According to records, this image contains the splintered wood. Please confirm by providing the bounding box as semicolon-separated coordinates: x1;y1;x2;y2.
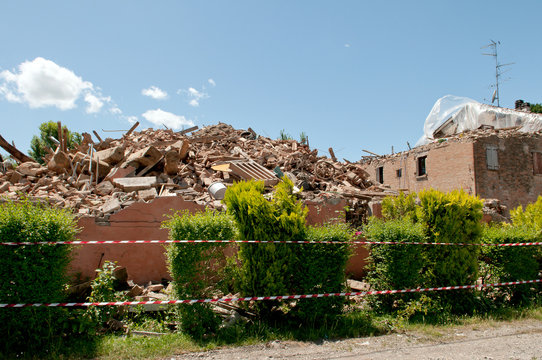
0;123;392;219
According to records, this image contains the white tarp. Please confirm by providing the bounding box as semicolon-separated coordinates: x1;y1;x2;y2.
416;95;542;146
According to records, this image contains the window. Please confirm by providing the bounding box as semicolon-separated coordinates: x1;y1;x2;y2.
533;152;542;175
396;169;402;178
376;166;384;184
486;145;499;170
417;156;427;176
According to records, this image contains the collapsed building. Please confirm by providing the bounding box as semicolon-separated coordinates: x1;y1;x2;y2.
360;95;542;219
0;122;395;282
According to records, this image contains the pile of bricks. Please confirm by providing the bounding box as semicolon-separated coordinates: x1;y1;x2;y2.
0;123;395;218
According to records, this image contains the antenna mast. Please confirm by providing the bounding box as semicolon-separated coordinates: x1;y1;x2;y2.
481;40;514;107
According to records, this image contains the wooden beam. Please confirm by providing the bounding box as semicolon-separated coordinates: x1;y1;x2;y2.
0;134;33;163
362;149;380;157
328;147;337;162
124;121;140;137
178;125;199;135
63;127;69;152
57;121;64;153
92;130;103;143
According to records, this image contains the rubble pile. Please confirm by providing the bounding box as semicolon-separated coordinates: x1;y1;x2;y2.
0;123;391;218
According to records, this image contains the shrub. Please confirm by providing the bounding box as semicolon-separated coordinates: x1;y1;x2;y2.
363;217;426;312
417;189;483;313
417;189;483;285
86;260;124;329
481;225;540;305
292;222;352;324
163;209;237;338
510;195;542;230
381;191;418;221
224;178;307;318
510;197;542;270
373;189;484;314
0;199;78;355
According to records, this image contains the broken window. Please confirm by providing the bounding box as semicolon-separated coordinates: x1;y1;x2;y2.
486;145;499;170
417;156;427;176
396;169;402;178
376;166;384;184
533;152;542;175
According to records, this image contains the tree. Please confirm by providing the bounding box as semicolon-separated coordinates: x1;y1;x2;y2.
530;103;542;114
29;121;82;164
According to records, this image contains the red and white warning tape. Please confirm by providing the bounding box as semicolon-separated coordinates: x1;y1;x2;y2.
1;239;542;246
1;279;539;308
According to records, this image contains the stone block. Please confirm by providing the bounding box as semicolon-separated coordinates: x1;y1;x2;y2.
138;187;157;201
100;198;121;214
113;176;158;192
164;150;180;175
48;150;71;174
95;180;114;196
105;166;136;181
125;146;162;167
94;146;125;165
17;162;46;177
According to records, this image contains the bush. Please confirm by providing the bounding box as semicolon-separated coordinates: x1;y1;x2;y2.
163;209;237;339
292;222;352;324
417;189;483;314
510;196;542;271
481;225;540;305
86;260;125;329
363;217;426;313
381;191;418;222
224;178;307;318
372;189;484;314
0;199;79;355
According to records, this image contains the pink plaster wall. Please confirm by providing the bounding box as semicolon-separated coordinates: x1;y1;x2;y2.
71;197;204;283
70;195;369;283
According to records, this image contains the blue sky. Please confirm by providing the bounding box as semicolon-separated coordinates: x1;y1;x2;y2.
1;1;540;161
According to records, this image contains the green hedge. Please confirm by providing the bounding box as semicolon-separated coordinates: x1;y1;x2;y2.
0;199;78;355
163;209;237;338
292;222;352;324
224;178;352;322
481;225;540;305
364;218;426;313
510;196;542;272
366;189;484;314
223;178;307;318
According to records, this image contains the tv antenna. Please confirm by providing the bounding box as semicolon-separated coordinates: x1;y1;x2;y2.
481;40;514;107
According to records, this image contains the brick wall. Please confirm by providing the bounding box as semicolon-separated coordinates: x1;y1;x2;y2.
473;134;542;213
361;141;476;195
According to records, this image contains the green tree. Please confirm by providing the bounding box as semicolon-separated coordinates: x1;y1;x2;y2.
530;103;542;113
29;121;82;164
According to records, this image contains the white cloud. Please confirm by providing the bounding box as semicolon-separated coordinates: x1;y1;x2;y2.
0;57;115;115
208;78;216;87
141;108;194;130
344;43;351;48
85;93;109;114
110;106;122;115
0;57;93;110
141;85;168;100
178;86;209;107
125;115;138;124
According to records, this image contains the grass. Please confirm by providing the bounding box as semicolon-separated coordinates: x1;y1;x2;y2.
6;303;542;359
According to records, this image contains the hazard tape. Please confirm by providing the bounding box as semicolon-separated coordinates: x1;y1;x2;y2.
1;279;539;308
1;239;542;246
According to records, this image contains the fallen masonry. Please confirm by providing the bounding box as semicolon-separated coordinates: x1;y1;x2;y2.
0;123;397;224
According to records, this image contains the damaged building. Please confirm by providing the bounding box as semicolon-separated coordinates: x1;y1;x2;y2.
360;95;542;217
